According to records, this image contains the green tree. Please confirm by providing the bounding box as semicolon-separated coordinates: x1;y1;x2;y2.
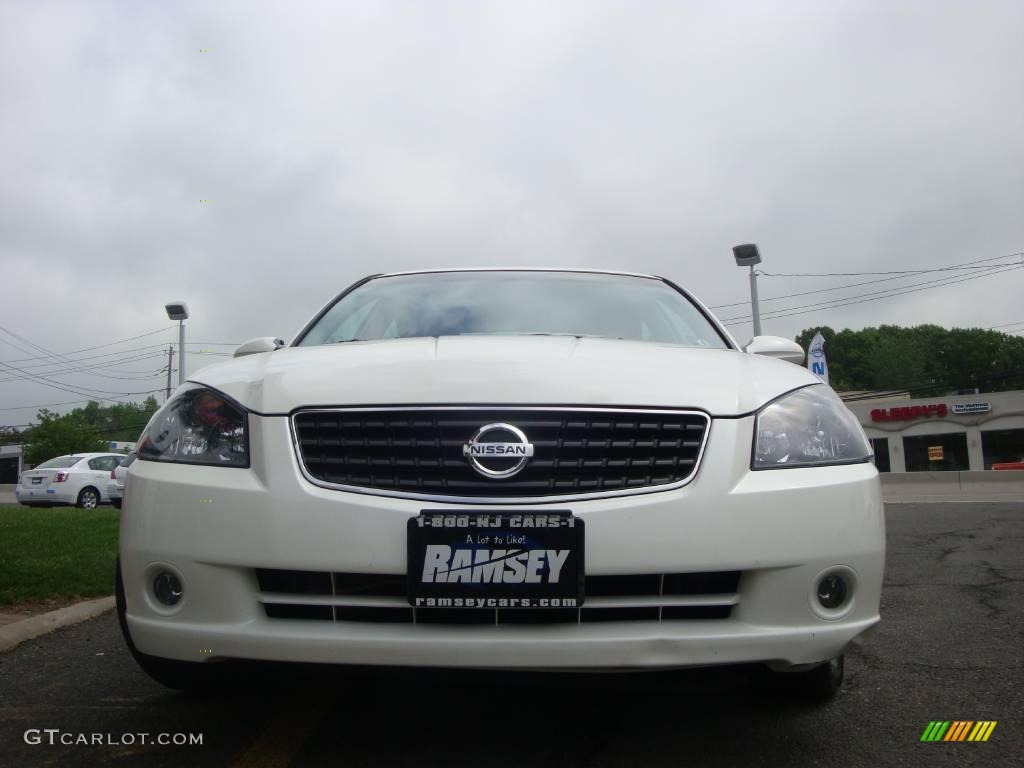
22;410;109;465
75;396;159;441
795;324;1024;395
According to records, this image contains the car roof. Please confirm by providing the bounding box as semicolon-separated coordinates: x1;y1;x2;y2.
371;267;663;280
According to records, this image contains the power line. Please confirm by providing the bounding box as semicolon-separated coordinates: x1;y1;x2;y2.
2;343;171;370
0;348;163;395
0;395;159;413
708;251;1023;310
708;271;978;310
0;352;168;383
0;354;166;399
0;326;166;383
757;251;1023;278
988;320;1024;329
0;324;190;410
720;263;1022;325
0;326;169;383
761;262;1022;278
0;418;155;436
0;327;174;365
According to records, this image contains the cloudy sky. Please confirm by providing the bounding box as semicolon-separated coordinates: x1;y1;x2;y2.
2;0;1023;424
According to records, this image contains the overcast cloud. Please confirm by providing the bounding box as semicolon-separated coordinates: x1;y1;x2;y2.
2;0;1023;423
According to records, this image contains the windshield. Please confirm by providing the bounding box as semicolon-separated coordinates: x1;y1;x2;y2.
298;272;729;349
36;456;82;469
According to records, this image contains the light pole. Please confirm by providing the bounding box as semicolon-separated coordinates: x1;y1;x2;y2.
164;302;189;386
732;243;763;337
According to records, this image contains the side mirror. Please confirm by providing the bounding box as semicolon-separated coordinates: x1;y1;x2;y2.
233;337;285;358
744;336;805;365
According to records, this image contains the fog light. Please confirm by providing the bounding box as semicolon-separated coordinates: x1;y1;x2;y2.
153;571;183;606
816;573;848;609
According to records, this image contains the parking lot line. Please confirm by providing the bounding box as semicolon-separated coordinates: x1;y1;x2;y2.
230;696;329;768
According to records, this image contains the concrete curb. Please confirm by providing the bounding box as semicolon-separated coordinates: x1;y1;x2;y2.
0;595;115;654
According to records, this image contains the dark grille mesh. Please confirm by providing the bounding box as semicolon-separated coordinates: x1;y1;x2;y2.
293;408;709;497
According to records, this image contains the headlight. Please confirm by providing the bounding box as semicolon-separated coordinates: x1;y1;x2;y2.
753;385;871;470
137;384;249;467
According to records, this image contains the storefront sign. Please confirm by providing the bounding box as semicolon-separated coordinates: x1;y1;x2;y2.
928;446;944;461
871;404;947;422
951;402;991;415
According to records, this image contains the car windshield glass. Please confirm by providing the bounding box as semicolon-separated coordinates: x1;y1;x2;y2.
36;456;82;469
298;272;729;349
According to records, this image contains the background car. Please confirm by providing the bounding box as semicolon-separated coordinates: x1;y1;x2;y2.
107;452;137;509
16;453;126;509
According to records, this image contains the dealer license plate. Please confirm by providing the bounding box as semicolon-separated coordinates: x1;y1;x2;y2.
407;511;585;609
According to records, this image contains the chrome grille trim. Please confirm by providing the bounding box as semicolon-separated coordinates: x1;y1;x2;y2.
289;406;711;504
256;569;741;625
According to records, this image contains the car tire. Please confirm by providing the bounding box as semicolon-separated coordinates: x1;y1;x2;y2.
76;487;100;509
770;655;845;704
111;499;122;510
115;558;245;693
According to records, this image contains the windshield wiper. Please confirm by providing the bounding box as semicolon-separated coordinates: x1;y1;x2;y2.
519;332;612;339
329;333;623;343
521;333;624;340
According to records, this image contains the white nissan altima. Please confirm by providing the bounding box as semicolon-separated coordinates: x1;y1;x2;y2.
118;268;884;699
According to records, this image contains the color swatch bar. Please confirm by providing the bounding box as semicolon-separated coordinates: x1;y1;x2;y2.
920;721;997;742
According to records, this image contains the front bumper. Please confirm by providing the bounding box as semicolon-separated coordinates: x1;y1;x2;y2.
121;415;885;670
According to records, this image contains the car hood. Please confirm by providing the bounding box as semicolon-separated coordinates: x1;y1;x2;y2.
188;336;818;417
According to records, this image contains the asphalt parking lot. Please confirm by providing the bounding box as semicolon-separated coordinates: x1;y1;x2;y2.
0;501;1021;767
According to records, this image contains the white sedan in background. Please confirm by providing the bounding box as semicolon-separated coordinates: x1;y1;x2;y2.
107;452;137;510
119;268;885;701
17;453;126;508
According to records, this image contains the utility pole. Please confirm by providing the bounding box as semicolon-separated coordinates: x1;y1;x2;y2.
165;345;175;402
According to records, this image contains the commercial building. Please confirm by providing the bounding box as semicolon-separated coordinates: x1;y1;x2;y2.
844;390;1024;472
0;444;21;483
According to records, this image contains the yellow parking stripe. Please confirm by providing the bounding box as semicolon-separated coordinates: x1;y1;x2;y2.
231;696;329;768
980;721;997;741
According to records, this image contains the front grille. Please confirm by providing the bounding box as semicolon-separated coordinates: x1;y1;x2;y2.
292;407;710;499
256;569;740;625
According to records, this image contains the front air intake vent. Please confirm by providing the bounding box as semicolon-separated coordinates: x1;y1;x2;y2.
256;569;741;625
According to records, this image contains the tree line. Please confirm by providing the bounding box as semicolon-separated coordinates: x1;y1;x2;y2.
0;397;160;466
795;324;1024;395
